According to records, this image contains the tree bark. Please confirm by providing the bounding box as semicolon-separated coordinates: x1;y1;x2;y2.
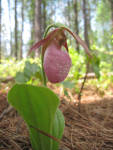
87;1;92;45
67;0;71;25
8;0;13;57
42;0;47;34
0;0;1;63
35;0;42;56
82;0;90;49
14;0;18;60
109;0;113;50
28;0;35;47
31;19;35;46
109;0;113;33
73;0;79;52
20;0;24;59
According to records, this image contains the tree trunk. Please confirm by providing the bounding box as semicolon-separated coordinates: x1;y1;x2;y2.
31;19;35;46
109;0;113;33
20;0;24;59
35;0;42;56
73;0;79;52
42;0;47;34
14;0;18;60
87;1;92;45
109;0;113;50
28;0;35;47
82;0;90;49
8;0;13;57
67;0;71;25
0;0;1;63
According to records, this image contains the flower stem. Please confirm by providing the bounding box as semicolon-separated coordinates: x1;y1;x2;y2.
41;55;46;86
77;62;89;112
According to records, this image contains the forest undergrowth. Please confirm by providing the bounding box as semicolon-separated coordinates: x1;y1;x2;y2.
0;82;113;150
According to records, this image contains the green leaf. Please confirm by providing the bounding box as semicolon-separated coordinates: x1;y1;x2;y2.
24;61;42;77
61;81;75;89
52;109;65;150
64;89;69;97
90;55;100;79
15;61;43;84
15;72;30;83
8;84;64;150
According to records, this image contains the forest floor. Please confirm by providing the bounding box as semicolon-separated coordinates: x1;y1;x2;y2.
0;82;113;150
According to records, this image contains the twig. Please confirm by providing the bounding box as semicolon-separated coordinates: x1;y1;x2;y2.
30;125;60;143
77;62;89;112
0;105;13;121
30;125;73;150
0;76;14;83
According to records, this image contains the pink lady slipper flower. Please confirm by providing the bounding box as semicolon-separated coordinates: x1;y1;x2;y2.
43;41;71;83
29;27;91;83
30;28;71;83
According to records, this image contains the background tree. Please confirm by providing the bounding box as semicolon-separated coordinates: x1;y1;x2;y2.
14;0;18;60
20;0;24;59
109;0;113;32
0;0;113;59
96;0;112;51
42;0;47;34
63;0;72;28
25;0;35;48
7;0;13;57
35;0;42;55
82;0;90;49
73;0;79;52
0;0;1;63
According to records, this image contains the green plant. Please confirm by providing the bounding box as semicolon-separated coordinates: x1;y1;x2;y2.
8;84;64;150
15;60;43;84
8;24;92;150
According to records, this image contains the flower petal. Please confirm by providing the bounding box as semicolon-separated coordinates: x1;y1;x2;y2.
63;41;68;52
43;43;71;83
29;28;60;55
61;27;92;57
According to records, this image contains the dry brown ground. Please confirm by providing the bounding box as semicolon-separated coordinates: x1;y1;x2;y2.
0;82;113;150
